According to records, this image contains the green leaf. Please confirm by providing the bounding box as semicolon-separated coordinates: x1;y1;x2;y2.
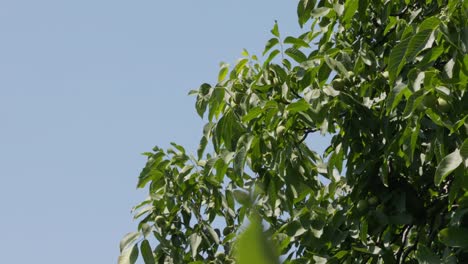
439;227;468;248
197;136;208;160
406;30;435;61
141;223;152;238
381;159;389;186
418;16;440;32
297;0;315;27
420;45;445;65
218;64;229;82
342;0;358;23
285;47;307;63
460;139;468;160
284;36;310;48
242;107;263;123
189;233;202;258
386;83;408;114
286;99;309;113
324;55;349;77
233;189;250;206
263;49;281;66
271;21;280;38
235;215;279;264
333;3;344;16
170;142;185;153
216;110;244;151
313;256;328;264
311;7;330;18
415;245;440;264
234;146;247;177
402;89;425;118
206;225;220;244
140;240;155;264
360;220;368;243
118;244;139;264
234;58;249;74
434;149;463;186
388;37;411;84
120;232;140;252
263;38;279;56
384;16;397;36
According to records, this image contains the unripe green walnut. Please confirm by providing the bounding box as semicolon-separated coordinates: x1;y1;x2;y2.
368;196;378;206
423;94;437;108
331;78;345;90
276;125;286;137
418;94;435;111
357;199;369;212
155;216;165;226
437;98;450;112
223;227;232;236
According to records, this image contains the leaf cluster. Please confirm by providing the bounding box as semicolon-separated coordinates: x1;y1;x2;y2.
120;0;468;263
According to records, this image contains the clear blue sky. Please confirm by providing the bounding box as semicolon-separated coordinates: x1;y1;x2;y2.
0;1;329;263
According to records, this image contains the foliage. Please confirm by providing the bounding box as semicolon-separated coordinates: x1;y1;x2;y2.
119;0;468;263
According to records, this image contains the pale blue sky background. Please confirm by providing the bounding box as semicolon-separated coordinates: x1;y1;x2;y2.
0;1;329;263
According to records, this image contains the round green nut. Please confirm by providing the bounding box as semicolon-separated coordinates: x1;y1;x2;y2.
368;196;379;206
331;78;345;90
437;98;450;112
223;227;232;236
155;216;166;226
357;199;369;212
423;94;437;108
276;125;286;137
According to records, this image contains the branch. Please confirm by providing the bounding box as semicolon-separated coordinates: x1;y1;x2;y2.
402;236;419;263
290;89;303;100
396;224;412;264
298;128;318;144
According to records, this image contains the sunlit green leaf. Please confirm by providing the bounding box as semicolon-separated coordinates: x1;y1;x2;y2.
218;64;229;82
406;30;435;61
311;7;330;18
439;227;468;248
415;245;440;264
388;37;411;84
236;216;279;264
284;36;310;48
263;38;279;56
434;149;463;186
285;47;307;63
242;107;263;123
271;21;280;38
140;240;155;264
460;139;468;160
286;99;309;113
190;233;202;258
118;244;139;264
386;83;408;114
342;0;358;23
120;232;140;252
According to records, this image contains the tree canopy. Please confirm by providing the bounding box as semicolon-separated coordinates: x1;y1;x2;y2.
119;0;468;263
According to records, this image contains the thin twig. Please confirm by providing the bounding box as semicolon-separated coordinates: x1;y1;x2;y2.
298;128;318;144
